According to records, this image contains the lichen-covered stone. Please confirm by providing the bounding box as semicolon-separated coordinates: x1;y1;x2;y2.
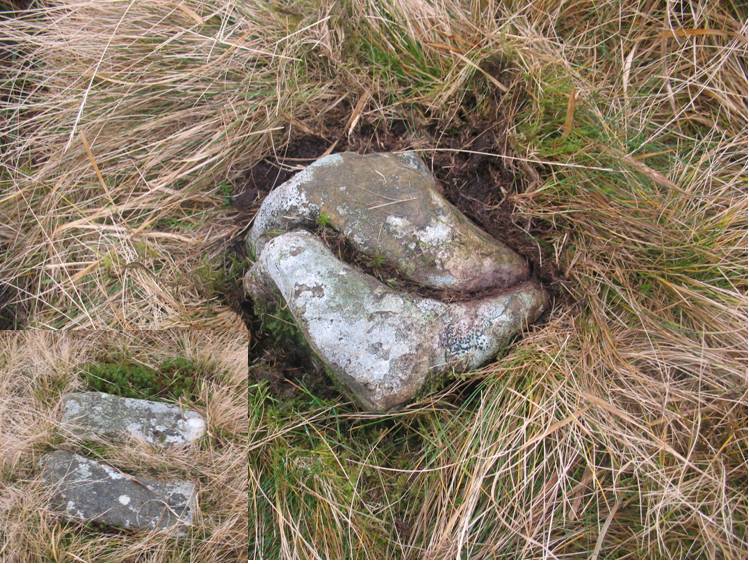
61;392;205;446
247;151;528;292
246;230;547;411
40;451;196;535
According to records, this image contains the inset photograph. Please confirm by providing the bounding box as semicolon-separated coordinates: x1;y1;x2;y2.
0;330;248;562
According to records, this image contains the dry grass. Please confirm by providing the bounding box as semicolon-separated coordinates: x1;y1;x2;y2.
1;0;747;560
1;0;327;328
248;0;747;559
0;329;248;562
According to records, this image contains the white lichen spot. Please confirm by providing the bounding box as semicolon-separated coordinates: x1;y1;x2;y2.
423;272;456;287
162;481;197;512
398;151;426;172
63;399;82;418
103;465;125;480
420;221;452;247
350;231;368;247
165;412;205;444
123;397;170;414
118;495;131;506
125;422;147;443
384;215;411;239
182;413;206;442
74;461;92;480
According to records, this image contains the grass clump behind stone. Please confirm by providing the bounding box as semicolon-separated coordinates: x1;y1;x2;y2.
80;356;200;402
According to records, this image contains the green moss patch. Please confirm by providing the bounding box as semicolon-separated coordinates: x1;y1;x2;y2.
79;356;201;402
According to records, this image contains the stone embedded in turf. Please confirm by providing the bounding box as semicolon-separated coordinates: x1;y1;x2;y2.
247;151;529;293
40;451;197;535
246;230;547;411
61;392;205;446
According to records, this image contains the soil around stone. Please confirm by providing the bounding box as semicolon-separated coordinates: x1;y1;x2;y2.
245;105;567;402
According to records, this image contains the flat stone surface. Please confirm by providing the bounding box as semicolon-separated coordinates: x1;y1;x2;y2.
61;392;205;446
247;151;528;292
40;451;196;535
246;230;547;411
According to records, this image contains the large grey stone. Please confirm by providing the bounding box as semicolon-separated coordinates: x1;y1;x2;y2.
247;151;528;292
61;392;205;446
246;231;547;411
40;451;197;535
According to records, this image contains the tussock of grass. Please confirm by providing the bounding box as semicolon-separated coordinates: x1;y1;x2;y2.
0;0;333;328
80;356;203;401
0;330;248;562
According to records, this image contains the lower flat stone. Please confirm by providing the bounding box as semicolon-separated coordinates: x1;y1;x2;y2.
61;392;205;446
246;230;547;411
40;451;197;535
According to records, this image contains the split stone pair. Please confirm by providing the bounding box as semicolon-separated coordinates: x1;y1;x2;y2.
247;152;547;411
40;392;205;535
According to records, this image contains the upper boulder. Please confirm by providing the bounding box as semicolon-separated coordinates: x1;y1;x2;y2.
247;152;528;293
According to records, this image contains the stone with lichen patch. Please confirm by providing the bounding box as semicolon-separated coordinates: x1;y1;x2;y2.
61;392;205;446
246;230;547;411
247;151;529;292
40;451;197;535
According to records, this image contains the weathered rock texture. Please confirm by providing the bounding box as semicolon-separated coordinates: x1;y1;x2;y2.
61;392;205;446
40;451;196;535
246;231;547;411
247;151;528;292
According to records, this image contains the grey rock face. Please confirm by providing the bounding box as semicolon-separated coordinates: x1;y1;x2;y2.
61;392;205;446
247;151;528;292
40;451;196;535
246;231;547;411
